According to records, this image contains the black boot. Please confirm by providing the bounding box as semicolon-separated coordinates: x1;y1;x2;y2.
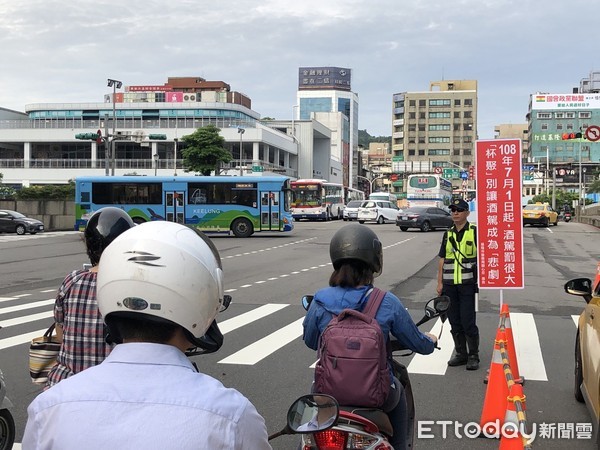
448;332;468;366
466;335;480;371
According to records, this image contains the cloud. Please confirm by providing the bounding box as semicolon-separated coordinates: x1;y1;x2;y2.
0;0;597;137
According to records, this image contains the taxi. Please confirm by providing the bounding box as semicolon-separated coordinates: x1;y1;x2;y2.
564;262;600;440
522;202;558;227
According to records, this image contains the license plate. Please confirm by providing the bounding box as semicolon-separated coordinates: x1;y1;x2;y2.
401;216;408;221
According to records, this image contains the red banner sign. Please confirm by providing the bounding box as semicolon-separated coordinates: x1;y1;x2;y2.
475;139;524;289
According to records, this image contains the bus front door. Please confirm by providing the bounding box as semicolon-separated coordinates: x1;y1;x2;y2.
165;191;185;224
259;191;281;231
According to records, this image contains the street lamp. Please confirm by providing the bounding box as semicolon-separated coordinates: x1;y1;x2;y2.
173;138;178;176
107;78;122;176
237;127;245;176
357;175;385;196
153;153;159;176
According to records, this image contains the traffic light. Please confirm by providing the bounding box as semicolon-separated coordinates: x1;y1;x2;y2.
562;132;582;140
468;166;475;180
148;134;167;140
75;133;100;140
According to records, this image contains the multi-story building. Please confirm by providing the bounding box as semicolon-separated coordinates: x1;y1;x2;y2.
0;76;337;187
296;67;358;188
526;92;600;201
392;80;478;197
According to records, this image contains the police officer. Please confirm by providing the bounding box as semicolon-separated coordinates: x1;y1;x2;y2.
436;198;480;370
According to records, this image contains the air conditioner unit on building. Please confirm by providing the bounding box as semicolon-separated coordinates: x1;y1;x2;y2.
183;94;197;102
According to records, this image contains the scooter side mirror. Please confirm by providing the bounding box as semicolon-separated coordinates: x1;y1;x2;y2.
432;295;451;314
302;295;314;311
287;394;339;433
268;394;339;441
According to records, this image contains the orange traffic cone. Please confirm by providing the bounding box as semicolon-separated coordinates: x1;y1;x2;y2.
500;304;523;384
479;329;512;436
499;383;530;449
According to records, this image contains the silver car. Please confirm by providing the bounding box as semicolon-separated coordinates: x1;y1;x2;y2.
358;200;401;224
342;200;364;221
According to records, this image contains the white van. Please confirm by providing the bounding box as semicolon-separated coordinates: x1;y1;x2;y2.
369;192;397;203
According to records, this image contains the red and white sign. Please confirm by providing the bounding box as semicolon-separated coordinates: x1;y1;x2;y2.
585;125;600;142
127;85;173;92
434;167;442;174
475;139;524;289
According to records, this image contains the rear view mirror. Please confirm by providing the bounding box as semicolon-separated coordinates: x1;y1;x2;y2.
564;278;592;296
287;394;339;433
433;295;451;314
302;295;314;311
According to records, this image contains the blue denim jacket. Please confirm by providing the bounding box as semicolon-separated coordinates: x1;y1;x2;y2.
302;285;435;357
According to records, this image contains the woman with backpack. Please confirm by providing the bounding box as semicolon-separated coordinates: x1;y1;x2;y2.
302;224;437;450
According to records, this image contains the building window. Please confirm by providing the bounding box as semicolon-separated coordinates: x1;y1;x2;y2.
464;111;472;119
454;112;461;119
419;112;426;119
419;100;426;107
537;112;551;119
418;125;425;131
418;137;425;144
408;125;416;132
454;136;461;143
463;149;472;156
409;100;416;107
409;149;415;156
429;137;451;143
429;112;451;119
428;149;450;155
566;123;574;130
541;123;548;130
464;99;473;106
418;149;425;156
429;124;451;131
409;112;416;119
555;112;564;119
565;112;575;119
454;99;461;106
579;111;591;119
556;123;563;130
429;99;451;107
453;149;460;156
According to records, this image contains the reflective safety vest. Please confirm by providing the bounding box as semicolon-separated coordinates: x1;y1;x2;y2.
442;224;477;285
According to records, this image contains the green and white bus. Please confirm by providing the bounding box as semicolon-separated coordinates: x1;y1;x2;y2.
74;175;294;238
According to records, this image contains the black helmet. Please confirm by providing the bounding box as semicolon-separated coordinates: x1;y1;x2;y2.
84;207;135;265
329;224;383;277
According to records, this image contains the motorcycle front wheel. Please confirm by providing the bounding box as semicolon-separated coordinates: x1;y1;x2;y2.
0;408;15;450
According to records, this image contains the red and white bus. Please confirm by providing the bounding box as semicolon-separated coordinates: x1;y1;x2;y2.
291;179;364;220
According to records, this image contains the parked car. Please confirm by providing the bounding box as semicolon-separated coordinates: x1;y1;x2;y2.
522;202;558;227
342;200;364;221
357;200;400;224
564;262;600;440
396;206;454;232
0;210;45;235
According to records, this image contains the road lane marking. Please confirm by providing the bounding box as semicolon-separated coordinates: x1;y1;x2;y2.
219;318;304;365
511;312;548;381
0;328;48;350
1;311;53;328
407;318;454;375
0;299;54;315
218;304;288;334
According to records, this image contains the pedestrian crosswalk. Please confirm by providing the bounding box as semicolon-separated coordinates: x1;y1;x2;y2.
0;231;78;243
0;288;582;379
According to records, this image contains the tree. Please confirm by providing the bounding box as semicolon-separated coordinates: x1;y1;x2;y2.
181;125;232;175
0;172;16;199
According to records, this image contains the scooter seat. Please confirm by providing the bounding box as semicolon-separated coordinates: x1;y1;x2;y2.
339;406;394;436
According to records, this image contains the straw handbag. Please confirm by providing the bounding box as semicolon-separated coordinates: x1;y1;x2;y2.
29;323;61;384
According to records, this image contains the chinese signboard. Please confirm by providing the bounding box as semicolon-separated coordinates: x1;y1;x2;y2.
443;168;460;179
298;67;352;91
475;139;524;289
127;85;173;92
531;93;600;110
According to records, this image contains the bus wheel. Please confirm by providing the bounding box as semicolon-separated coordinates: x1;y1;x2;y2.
132;217;146;225
232;218;253;238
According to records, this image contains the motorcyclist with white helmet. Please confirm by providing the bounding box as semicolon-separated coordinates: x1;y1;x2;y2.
23;221;271;450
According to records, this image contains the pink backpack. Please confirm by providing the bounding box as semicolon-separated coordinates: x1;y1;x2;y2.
313;288;390;408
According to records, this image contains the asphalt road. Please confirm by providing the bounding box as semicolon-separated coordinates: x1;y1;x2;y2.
1;219;599;449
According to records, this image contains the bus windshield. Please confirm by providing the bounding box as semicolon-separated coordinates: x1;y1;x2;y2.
292;185;322;207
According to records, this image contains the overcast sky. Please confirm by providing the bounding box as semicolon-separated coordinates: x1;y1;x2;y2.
0;0;597;137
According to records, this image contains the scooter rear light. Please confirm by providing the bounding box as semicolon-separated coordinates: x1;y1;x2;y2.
313;429;348;449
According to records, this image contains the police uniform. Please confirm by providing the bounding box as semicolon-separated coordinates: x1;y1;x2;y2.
438;198;480;370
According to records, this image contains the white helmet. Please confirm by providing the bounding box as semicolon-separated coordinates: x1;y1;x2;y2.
97;221;228;353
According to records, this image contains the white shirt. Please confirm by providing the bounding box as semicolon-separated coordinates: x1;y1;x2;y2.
23;342;272;450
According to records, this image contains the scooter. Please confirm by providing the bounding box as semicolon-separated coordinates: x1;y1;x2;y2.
295;294;451;449
563;212;572;222
0;368;15;450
